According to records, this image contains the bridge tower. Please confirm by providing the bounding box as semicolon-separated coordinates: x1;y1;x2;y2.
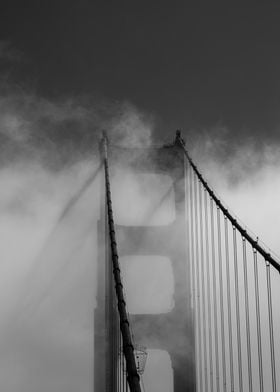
94;137;195;391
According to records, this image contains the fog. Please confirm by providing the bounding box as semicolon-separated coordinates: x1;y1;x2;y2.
0;88;279;391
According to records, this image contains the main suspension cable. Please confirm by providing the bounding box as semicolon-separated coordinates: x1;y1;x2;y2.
101;132;141;392
175;131;280;274
175;131;280;392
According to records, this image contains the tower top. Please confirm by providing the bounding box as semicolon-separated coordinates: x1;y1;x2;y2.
175;129;185;146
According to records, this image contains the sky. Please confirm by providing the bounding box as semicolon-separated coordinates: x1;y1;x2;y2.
1;2;280;392
1;2;280;144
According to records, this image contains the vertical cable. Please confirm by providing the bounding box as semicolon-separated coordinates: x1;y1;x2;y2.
242;238;253;392
116;321;119;392
188;163;198;391
194;173;203;391
189;168;198;389
119;335;121;392
210;198;220;392
253;249;264;392
185;157;191;302
109;232;114;392
188;162;195;312
204;190;214;392
116;314;120;391
232;226;243;392
125;358;128;392
217;207;227;391
199;182;208;392
122;344;125;392
119;328;121;392
266;261;277;392
113;299;116;392
224;217;234;392
120;334;122;392
176;131;280;392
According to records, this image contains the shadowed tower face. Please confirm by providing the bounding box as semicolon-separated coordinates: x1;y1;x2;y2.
95;142;195;391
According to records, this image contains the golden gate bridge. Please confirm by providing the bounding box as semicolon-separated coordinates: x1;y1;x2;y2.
94;131;280;392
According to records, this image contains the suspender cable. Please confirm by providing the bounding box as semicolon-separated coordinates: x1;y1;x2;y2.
204;189;214;392
120;330;123;392
116;310;119;392
175;131;280;274
210;197;220;392
173;131;280;392
121;332;123;392
113;297;118;391
184;157;191;301
266;261;277;392
189;165;198;389
123;345;126;392
242;238;253;392
232;226;243;392
101;133;141;392
104;207;111;390
194;174;203;391
119;330;122;392
188;166;194;311
126;365;129;392
217;207;227;391
187;160;199;392
224;217;234;392
253;249;264;392
199;181;208;392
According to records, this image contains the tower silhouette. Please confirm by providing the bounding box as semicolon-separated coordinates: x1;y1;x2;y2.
94;141;195;391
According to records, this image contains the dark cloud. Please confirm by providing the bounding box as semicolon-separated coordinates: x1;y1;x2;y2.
0;41;23;63
0;85;156;169
1;3;280;143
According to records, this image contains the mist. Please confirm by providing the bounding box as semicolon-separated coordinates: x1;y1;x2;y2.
192;135;280;256
0;85;279;392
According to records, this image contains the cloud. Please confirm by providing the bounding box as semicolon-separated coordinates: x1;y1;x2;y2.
0;41;24;63
0;57;280;391
106;101;154;147
0;82;158;391
0;88;155;169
